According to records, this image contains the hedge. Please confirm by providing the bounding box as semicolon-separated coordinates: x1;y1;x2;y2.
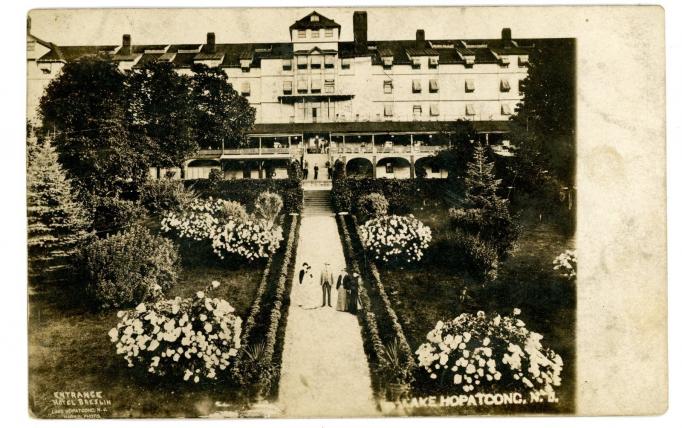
229;213;300;399
331;178;449;214
184;179;303;214
337;214;389;394
348;215;417;381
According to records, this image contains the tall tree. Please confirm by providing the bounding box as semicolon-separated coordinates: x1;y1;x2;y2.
39;56;149;198
126;61;197;168
463;142;504;210
27;136;91;278
434;119;481;184
509;39;576;189
189;64;255;149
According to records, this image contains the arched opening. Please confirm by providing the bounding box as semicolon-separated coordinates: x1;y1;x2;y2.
346;157;374;178
415;156;448;179
186;159;220;179
376;157;411;179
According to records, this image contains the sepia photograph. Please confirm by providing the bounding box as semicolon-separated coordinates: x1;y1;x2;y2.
23;5;666;420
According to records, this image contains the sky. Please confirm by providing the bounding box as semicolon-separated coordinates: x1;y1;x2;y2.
27;7;563;47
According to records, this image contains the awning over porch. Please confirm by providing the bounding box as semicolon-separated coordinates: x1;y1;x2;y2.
250;120;511;135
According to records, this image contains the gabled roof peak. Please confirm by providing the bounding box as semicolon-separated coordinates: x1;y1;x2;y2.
290;11;341;31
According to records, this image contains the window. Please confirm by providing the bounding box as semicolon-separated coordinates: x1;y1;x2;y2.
412;58;421;69
465;104;476;116
383;80;393;94
310;56;321;69
385;162;394;174
341;58;351;69
518;55;529;66
296;55;307;69
384;103;394;117
429;79;439;93
311;79;322;94
298;30;306;38
383;57;393;68
325;28;334;37
283;80;293;94
240;59;250;72
311;30;320;39
518;79;524;95
430;103;440;116
324;55;335;68
282;59;292;70
501;104;512;115
324;79;335;94
428;57;439;69
465;79;475;92
500;79;511;92
412;80;422;93
499;55;510;66
298;78;308;93
311;15;319;22
240;82;251;96
413;105;422;116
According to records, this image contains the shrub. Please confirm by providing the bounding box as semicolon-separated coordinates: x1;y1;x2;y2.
449;202;520;260
415;310;563;395
217;200;249;222
160;197;223;241
359;215;432;264
80;226;180;309
108;281;242;383
287;160;303;182
139;179;197;215
446;230;499;282
208;168;223;183
552;249;576;280
253;191;283;228
333;159;346;180
331;180;352;213
183;179;303;214
211;220;283;262
356;192;389;223
91;196;147;235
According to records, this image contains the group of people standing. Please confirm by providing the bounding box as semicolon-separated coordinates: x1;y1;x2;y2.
302;160;333;180
298;262;360;314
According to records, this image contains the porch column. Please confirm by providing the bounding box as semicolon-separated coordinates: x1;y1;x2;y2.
410;155;415;179
372;155;377;178
259;137;262;155
342;135;346;153
258;161;263;179
410;134;414;153
371;134;375;153
485;132;489;146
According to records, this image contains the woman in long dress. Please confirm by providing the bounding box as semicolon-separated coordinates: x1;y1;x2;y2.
300;265;318;310
335;271;348;312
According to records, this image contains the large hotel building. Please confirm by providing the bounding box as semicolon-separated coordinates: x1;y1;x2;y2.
27;10;532;181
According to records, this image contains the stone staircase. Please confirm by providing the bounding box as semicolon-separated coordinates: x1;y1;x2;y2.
303;189;333;216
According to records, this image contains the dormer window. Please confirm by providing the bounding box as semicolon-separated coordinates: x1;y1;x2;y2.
298;30;306;39
428;57;439;69
518;55;529;66
240;59;251;71
499;55;510;66
411;58;422;69
311;15;319;22
382;57;393;68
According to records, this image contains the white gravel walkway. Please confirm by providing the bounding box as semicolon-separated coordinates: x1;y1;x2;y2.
277;214;378;418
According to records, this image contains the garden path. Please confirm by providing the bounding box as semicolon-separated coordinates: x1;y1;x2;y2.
277;214;379;417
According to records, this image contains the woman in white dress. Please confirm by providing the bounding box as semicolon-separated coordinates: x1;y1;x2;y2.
299;264;318;310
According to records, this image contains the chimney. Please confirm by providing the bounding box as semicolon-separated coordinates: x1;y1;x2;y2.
353;11;368;52
416;29;425;49
121;34;131;55
206;32;216;53
501;28;512;46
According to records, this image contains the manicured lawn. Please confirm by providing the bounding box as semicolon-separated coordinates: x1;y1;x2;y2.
28;244;264;418
376;208;576;413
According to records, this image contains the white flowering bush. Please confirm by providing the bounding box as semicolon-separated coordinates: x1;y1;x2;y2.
161;197;283;262
553;249;577;280
415;310;563;395
108;281;242;383
211;220;283;262
160;197;224;241
359;214;432;264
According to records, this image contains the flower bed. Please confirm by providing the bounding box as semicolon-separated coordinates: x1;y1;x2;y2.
359;214;432;264
415;310;563;395
108;281;242;383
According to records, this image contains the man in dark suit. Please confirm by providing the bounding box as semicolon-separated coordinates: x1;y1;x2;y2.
320;262;334;308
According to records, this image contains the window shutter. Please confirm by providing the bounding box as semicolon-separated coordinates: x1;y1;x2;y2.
466;104;476;116
430;103;440;116
282;58;292;70
412;80;422;93
429;79;439;93
501;104;512;115
240;82;251;95
465;79;475;92
384;104;393;117
500;79;511;92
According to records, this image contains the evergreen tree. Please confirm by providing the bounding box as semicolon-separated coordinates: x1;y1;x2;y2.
27;137;91;278
463;142;504;210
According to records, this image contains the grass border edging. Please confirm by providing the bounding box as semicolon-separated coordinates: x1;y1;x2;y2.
337;213;388;396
